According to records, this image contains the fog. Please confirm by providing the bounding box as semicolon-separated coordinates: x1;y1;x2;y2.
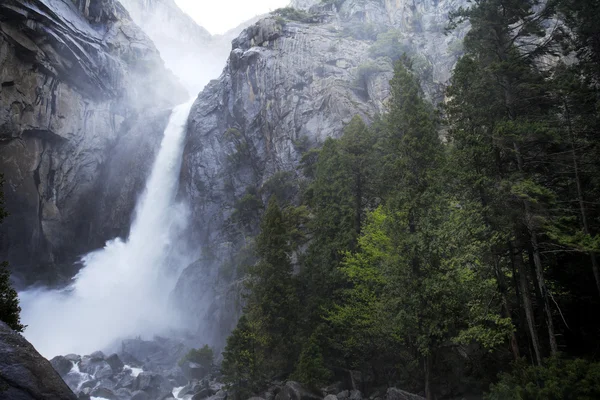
174;0;289;34
20;102;195;358
18;0;284;359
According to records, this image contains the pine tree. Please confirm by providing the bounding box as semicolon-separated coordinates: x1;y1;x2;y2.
0;174;24;332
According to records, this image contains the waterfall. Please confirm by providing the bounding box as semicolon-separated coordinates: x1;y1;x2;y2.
19;100;195;358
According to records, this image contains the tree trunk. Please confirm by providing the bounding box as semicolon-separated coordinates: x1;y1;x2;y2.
565;101;600;297
510;241;543;365
494;259;521;360
424;354;433;400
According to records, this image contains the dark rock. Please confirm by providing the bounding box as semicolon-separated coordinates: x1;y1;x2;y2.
325;395;338;400
337;391;350;400
78;392;91;400
209;390;228;400
79;357;113;379
192;387;215;400
65;354;82;363
181;361;208;380
134;372;174;400
80;379;98;390
115;388;133;400
90;351;106;361
91;387;117;400
115;371;136;389
120;352;143;367
131;391;151;400
275;381;322;400
0;321;77;399
385;388;426;400
106;353;125;373
164;366;187;386
322;382;344;395
349;390;363;400
51;355;75;377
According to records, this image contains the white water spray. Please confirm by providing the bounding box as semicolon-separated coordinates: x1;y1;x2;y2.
20;100;195;358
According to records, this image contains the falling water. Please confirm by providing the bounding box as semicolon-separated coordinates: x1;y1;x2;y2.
20;100;195;358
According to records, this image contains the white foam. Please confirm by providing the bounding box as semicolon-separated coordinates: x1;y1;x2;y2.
20;101;196;358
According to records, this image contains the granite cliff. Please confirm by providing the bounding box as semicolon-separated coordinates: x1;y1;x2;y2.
0;0;186;285
174;0;468;348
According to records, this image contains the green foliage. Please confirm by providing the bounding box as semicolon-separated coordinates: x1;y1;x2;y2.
368;30;408;61
222;315;264;399
486;357;600;400
273;7;318;23
179;345;214;368
0;175;24;333
292;335;332;389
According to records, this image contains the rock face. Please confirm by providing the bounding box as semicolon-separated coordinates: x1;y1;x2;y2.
175;0;468;348
0;321;77;399
119;0;263;94
0;0;186;285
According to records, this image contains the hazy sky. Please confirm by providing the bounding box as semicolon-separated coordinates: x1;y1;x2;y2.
174;0;290;35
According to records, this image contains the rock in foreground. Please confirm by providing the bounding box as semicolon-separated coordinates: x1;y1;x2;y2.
0;321;77;399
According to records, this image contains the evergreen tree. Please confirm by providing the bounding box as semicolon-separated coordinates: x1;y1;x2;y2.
0;174;24;333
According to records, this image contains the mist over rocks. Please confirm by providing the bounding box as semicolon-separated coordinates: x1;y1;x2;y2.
0;0;186;285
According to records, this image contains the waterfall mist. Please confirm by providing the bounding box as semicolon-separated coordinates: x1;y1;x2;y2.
20;101;195;358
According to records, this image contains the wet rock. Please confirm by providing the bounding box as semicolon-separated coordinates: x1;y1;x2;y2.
115;388;133;400
0;321;77;399
115;370;136;389
80;379;98;390
79;357;113;379
349;390;363;400
107;353;125;373
66;354;83;363
134;371;174;400
51;355;75;377
91;387;117;399
337;391;350;400
181;361;208;380
275;381;322;400
385;388;425;400
131;391;151;400
90;351;106;361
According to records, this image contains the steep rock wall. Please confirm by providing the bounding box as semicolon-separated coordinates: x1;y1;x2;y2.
0;0;186;285
175;0;468;348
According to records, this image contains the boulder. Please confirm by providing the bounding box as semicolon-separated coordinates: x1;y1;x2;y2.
385;388;425;400
115;388;133;400
207;390;228;400
79;357;113;379
275;381;322;400
115;371;136;389
349;390;363;400
107;353;125;373
51;355;75;377
0;321;77;399
192;387;215;399
181;361;208;380
325;395;338;400
90;351;106;361
134;372;174;400
131;391;151;400
337;391;350;400
91;387;117;400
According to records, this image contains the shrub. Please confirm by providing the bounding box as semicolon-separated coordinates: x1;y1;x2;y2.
486;357;600;400
179;345;214;369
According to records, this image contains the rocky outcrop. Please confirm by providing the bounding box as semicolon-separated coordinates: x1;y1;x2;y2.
119;0;262;94
0;0;186;285
175;0;467;348
0;321;77;399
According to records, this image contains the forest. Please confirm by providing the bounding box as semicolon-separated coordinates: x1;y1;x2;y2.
219;0;600;398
